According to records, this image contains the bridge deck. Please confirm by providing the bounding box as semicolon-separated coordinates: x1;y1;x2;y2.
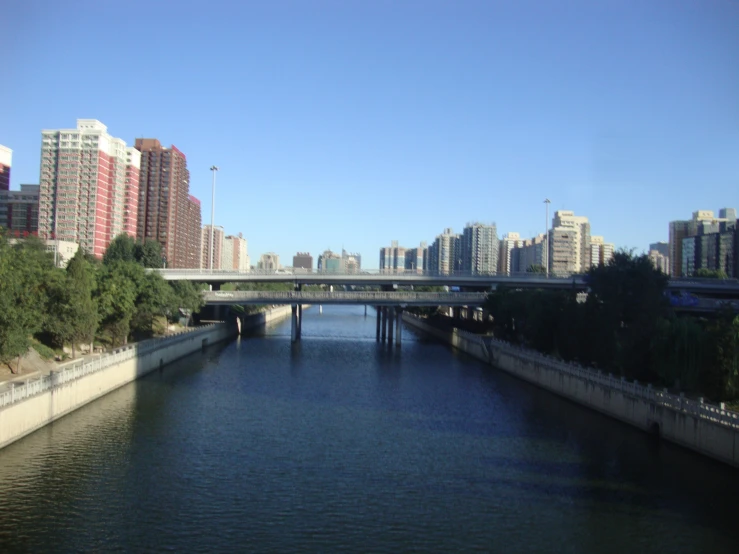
203;290;488;306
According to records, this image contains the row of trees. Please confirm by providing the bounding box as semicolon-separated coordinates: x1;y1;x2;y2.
0;233;204;372
485;251;739;401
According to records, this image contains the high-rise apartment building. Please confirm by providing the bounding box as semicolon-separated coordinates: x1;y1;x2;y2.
461;222;498;275
405;242;427;273
222;233;249;271
499;232;525;275
201;224;224;269
184;196;202;268
37;119;141;258
680;220;736;277
135;139;200;268
515;234;546;272
293;252;313;270
258;252;280;270
342;249;362;273
0;145;11;191
589;236;615;267
669;209;735;276
380;240;406;273
428;228;461;275
550;210;590;275
0;184;40;236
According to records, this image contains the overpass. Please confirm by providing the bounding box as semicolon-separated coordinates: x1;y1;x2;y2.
154;269;739;295
203;290;487;345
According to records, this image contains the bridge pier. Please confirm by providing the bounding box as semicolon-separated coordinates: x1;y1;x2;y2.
388;308;394;345
291;304;299;342
380;307;387;342
395;307;402;346
376;306;381;341
297;304;303;339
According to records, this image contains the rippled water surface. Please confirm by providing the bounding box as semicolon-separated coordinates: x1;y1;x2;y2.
1;306;738;553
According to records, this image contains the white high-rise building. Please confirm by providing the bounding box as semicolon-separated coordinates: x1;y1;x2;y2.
589;235;615;267
221;233;249;271
550;210;591;275
201;225;224;269
462;222;498;275
428;228;461;275
499;232;525;275
37;120;140;257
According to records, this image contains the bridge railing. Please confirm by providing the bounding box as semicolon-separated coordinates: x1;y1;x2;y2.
406;315;739;429
203;290;489;303
0;324;222;410
152;268;580;279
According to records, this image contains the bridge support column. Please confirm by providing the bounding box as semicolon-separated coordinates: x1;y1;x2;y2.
298;304;303;339
376;306;381;341
364;305;367;316
395;307;402;347
291;304;298;342
380;307;387;342
387;308;394;345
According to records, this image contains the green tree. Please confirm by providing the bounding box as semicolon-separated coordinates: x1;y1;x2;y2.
131;272;177;338
135;239;164;268
103;234;137;265
96;261;140;346
693;268;728;279
0;234;57;372
169;280;205;325
65;250;98;356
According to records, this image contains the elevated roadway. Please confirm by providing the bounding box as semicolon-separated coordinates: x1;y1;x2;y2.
154;269;739;295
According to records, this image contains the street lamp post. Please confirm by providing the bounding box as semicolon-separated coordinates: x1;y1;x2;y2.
209;165;219;271
544;198;551;278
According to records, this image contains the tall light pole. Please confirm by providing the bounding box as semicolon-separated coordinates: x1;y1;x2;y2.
544;198;551;278
209;165;219;271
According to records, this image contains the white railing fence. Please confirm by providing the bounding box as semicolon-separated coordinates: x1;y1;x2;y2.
405;314;739;430
0;324;222;410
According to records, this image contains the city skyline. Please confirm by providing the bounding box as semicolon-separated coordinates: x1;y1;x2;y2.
2;1;737;264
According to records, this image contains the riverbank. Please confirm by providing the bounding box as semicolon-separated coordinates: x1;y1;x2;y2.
0;305;296;451
403;313;739;469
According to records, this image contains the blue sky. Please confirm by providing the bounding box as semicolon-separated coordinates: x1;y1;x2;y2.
2;0;737;266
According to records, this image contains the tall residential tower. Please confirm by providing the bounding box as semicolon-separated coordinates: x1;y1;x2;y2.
37;120;140;257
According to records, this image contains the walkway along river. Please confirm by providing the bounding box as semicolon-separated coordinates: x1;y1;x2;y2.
0;305;737;552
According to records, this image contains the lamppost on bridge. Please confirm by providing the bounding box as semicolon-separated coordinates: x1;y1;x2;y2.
209;165;219;271
544;198;551;278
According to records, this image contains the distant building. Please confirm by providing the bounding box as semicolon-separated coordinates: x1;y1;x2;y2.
184;196;202;268
669;209;735;276
0;145;11;191
342;249;361;273
589;235;615;267
649;249;670;274
37;119;141;258
0;184;39;236
428;228;461;275
515;234;546;273
649;241;669;257
680;220;736;277
201;225;224;269
258;252;280;270
550;210;590;275
318;249;342;272
7;238;78;268
293;252;313;270
499;232;525;275
379;240;406;273
135;138;199;269
461;222;498;275
222;233;249;271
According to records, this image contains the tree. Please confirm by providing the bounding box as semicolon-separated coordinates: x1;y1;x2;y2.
96;261;140;346
135;239;164;268
169;280;205;325
0;234;58;372
103;234;137;265
65;250;98;356
130;272;177;338
693;268;728;279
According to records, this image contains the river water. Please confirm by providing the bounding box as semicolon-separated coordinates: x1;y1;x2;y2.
0;305;737;553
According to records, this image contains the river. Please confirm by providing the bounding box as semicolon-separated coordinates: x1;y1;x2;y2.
0;305;737;553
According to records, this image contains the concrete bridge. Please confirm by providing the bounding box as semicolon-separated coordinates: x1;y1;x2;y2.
203;290;487;345
154;269;739;296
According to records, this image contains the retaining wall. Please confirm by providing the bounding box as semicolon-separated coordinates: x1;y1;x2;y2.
403;314;739;469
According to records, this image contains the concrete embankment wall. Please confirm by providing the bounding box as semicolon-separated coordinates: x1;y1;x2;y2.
403;314;739;469
0;306;296;451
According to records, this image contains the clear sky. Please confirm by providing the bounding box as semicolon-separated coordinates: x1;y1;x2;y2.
2;0;737;266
